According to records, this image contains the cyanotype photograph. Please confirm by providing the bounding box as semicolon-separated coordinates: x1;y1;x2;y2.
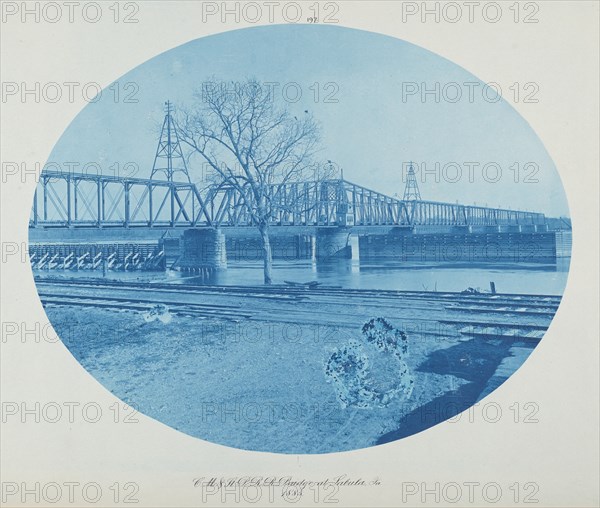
29;25;571;454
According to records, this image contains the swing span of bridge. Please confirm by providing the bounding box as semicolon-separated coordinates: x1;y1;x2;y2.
29;170;546;231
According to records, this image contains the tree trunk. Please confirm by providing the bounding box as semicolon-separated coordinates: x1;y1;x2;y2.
258;223;273;285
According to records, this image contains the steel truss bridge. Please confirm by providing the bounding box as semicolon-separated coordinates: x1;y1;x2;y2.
29;171;546;230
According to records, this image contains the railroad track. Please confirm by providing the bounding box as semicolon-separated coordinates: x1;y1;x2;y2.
35;276;560;340
444;305;557;317
35;279;308;303
34;276;562;304
40;294;251;321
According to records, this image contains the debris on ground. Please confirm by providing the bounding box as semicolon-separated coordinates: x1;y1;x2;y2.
143;304;172;324
284;280;321;288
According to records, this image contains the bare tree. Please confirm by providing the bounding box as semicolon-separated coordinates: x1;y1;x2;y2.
177;78;323;284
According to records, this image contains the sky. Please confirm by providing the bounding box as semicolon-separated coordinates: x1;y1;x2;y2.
47;24;570;217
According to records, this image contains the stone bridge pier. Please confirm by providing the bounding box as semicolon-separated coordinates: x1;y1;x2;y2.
177;227;355;270
315;227;352;261
178;228;227;272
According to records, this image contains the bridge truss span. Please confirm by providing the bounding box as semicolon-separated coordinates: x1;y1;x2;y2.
30;171;214;228
29;171;546;230
407;200;546;227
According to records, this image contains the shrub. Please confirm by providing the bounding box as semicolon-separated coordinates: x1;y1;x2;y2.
325;318;414;409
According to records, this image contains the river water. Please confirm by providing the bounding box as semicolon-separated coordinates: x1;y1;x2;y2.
34;257;570;295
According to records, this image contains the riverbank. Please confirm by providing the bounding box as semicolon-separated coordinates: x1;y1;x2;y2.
39;282;551;453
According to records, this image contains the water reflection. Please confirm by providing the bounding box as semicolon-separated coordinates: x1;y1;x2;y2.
175;258;570;295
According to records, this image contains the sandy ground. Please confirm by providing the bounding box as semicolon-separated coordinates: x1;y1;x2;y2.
44;292;532;453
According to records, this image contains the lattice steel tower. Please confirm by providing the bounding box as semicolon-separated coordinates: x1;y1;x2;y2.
402;162;421;201
150;101;191;182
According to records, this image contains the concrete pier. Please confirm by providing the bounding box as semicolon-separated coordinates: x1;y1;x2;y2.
178;229;227;272
315;228;352;261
